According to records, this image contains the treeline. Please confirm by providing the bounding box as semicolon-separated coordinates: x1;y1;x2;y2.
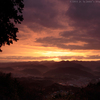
0;72;100;100
67;82;100;100
0;72;23;100
0;72;43;100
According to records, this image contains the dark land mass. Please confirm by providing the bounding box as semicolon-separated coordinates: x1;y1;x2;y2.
0;61;100;99
0;72;100;100
0;61;100;85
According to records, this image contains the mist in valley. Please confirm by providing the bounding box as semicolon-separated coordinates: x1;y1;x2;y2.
0;61;100;87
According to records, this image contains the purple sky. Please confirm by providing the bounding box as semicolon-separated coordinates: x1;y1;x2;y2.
1;0;100;62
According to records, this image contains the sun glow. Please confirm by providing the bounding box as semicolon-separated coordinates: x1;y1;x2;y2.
42;51;71;56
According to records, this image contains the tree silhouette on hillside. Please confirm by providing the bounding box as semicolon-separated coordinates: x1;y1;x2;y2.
0;0;24;52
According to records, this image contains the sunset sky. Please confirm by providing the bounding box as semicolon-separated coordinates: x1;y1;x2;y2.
1;0;100;62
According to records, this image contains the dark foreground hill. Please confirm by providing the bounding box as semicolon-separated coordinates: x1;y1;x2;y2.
68;82;100;100
0;72;100;100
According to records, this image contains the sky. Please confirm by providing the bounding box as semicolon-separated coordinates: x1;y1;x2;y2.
1;0;100;62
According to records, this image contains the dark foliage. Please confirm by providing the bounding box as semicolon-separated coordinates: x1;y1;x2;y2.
0;72;24;100
0;0;24;51
66;82;100;100
0;71;100;100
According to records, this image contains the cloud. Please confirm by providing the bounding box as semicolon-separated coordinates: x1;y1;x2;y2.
35;35;100;50
66;2;100;37
22;0;65;31
34;2;100;50
64;2;100;49
58;55;100;60
35;36;73;49
17;33;32;40
0;56;56;60
1;55;100;61
17;0;100;51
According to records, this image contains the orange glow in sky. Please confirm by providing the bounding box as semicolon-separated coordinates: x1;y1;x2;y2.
1;0;100;62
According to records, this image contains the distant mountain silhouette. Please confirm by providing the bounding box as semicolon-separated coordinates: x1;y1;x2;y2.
48;61;91;71
0;61;99;78
0;67;14;71
14;63;48;73
21;68;42;76
43;62;95;78
31;64;48;73
73;61;100;70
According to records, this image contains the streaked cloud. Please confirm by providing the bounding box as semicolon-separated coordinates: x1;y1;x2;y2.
1;0;100;61
1;55;100;62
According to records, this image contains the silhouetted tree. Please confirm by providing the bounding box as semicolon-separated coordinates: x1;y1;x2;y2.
0;0;24;51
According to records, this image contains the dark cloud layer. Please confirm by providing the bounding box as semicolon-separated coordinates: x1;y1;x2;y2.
35;1;100;50
17;0;100;50
65;2;100;49
23;0;64;31
35;35;100;50
66;2;100;38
